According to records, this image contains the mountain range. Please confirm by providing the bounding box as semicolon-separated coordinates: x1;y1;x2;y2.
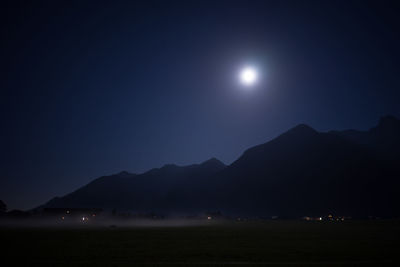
40;116;400;217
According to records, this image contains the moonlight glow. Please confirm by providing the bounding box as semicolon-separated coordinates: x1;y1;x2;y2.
240;67;258;86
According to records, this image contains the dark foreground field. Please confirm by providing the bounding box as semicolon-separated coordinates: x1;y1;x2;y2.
1;220;400;266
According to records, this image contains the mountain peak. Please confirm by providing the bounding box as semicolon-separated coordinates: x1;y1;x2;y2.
201;157;225;166
285;123;318;136
200;157;226;171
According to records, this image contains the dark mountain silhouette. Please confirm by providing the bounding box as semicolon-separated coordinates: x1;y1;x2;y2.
39;116;400;217
43;158;226;213
213;116;400;216
330;115;400;159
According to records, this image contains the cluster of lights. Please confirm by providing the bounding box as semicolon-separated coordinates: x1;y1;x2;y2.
60;211;96;222
303;214;347;221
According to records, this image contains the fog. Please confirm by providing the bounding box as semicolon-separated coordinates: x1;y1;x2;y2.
0;217;218;229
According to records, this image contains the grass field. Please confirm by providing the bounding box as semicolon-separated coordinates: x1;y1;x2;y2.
1;220;399;266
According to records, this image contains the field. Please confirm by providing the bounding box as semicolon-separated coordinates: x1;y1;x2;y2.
1;220;399;266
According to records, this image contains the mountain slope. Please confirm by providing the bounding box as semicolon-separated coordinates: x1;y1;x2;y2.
214;123;399;216
43;158;226;213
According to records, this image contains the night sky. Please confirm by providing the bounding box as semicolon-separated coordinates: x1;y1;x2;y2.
2;0;400;210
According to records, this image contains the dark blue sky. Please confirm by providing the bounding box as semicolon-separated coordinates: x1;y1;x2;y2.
2;0;400;210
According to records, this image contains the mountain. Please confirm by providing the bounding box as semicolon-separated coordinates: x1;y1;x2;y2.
214;118;400;216
39;116;400;217
330;115;400;159
43;158;226;213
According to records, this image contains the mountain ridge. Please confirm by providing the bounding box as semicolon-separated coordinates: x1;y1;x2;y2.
38;116;400;217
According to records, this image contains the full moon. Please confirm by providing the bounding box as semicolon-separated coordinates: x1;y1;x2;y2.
239;66;258;86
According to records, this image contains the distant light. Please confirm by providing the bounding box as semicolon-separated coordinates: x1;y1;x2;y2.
319;217;322;221
61;216;65;220
239;67;258;86
66;210;70;214
207;216;212;220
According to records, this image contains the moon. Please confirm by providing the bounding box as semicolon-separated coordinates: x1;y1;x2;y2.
239;66;258;86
